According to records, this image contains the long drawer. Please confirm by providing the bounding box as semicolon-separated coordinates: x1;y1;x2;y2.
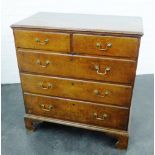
14;30;70;52
24;93;129;130
73;34;139;58
21;73;132;107
17;49;136;84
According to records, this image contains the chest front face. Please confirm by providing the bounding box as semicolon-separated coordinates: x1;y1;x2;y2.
11;12;143;150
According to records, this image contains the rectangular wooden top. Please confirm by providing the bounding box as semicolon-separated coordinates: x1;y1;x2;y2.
11;12;143;36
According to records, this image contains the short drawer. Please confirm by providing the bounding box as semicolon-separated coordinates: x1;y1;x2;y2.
73;34;139;58
21;74;132;107
24;93;129;130
14;30;70;52
17;49;136;84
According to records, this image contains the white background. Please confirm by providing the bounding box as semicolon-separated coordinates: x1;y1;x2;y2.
1;0;154;84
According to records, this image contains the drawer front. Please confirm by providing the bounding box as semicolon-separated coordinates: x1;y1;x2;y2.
24;93;129;130
21;74;132;107
73;34;139;58
17;50;136;84
14;30;70;52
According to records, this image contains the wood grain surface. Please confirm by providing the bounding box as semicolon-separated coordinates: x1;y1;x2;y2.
73;34;139;58
21;73;132;107
24;93;129;130
17;49;136;84
14;29;70;52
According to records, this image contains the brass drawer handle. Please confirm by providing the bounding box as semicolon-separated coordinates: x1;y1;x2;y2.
94;113;108;120
40;104;53;112
36;59;50;68
93;89;110;98
39;82;52;90
35;38;49;45
94;65;111;75
96;43;112;51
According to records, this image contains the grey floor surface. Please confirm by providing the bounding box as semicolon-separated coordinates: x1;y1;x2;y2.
2;74;154;155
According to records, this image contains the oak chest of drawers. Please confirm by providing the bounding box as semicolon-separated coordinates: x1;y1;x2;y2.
11;12;143;149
